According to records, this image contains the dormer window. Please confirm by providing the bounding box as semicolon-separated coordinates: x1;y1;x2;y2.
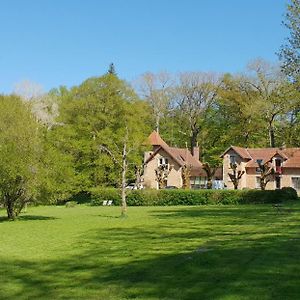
229;155;236;164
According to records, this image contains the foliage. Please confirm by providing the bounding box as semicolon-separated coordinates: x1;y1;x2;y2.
0;95;42;219
88;187;298;207
279;0;300;80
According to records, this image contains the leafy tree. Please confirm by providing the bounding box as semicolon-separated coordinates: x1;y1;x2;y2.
279;0;300;81
57;73;151;196
0;95;41;219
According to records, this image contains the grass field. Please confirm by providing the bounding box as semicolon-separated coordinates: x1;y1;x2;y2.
1;203;300;299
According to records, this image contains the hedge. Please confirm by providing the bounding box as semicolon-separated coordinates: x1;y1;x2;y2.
88;187;298;206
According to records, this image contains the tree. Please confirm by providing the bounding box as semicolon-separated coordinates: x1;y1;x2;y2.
245;59;296;147
175;72;218;155
228;163;245;190
181;164;192;189
155;164;173;189
99;104;148;216
257;160;275;190
279;0;300;81
0;95;41;219
108;63;117;75
137;72;173;133
202;162;217;189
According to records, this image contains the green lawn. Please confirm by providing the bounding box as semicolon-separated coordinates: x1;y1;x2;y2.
1;203;300;300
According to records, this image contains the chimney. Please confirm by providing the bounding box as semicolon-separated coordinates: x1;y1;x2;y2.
193;142;200;160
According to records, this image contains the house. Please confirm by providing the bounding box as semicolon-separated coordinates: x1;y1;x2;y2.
221;146;300;192
143;131;222;189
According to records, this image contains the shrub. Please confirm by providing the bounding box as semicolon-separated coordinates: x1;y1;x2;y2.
88;187;298;207
89;188;121;206
65;201;77;208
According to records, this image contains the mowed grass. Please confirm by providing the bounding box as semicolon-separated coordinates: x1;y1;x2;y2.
1;203;300;300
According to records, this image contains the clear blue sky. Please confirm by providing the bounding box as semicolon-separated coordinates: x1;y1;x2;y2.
0;0;288;93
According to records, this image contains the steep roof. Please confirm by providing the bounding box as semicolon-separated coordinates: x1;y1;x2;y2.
144;131;203;171
146;130;169;148
220;146;251;159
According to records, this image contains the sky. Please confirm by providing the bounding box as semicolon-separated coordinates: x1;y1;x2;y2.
0;0;289;94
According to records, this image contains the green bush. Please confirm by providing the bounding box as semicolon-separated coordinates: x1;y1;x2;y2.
88;187;298;207
89;188;121;206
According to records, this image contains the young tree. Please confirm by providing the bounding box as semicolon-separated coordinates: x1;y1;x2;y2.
0;95;42;219
228;163;245;190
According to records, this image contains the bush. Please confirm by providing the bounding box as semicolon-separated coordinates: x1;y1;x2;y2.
65;201;77;208
88;187;298;207
89;188;121;206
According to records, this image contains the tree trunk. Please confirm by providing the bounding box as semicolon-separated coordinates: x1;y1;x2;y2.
121;142;127;216
269;125;275;148
6;200;16;220
155;115;160;134
190;128;199;156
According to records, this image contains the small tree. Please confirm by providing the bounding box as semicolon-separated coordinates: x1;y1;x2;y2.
257;160;275;190
228;163;245;190
155;164;172;189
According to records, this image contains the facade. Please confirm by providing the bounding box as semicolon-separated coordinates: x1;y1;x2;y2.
221;146;300;192
143;131;222;189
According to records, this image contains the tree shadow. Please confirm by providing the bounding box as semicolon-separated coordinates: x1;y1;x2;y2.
0;215;58;223
1;221;300;299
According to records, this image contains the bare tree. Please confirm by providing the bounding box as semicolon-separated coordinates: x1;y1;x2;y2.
14;80;59;129
245;59;295;147
100;128;130;216
175;72;219;155
137;72;173;133
155;164;173;189
228;163;245;190
257;160;275;190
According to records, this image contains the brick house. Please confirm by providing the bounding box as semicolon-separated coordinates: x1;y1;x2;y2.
143;131;222;189
221;146;300;192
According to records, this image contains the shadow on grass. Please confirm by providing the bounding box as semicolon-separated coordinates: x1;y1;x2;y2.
1;219;300;299
0;215;58;223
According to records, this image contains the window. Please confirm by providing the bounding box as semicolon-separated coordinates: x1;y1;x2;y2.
292;177;300;191
190;177;201;189
255;177;261;189
229;155;236;164
158;157;169;166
